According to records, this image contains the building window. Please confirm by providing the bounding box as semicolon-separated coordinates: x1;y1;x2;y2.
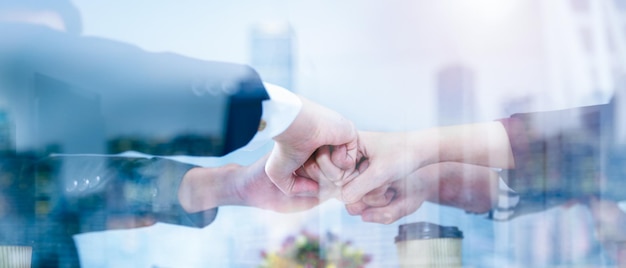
436;64;476;125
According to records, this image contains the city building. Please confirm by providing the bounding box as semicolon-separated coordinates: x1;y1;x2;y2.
250;21;295;91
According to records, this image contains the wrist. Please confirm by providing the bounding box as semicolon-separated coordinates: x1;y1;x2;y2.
178;165;242;213
245;83;302;151
433;122;514;168
273;97;321;150
407;129;441;169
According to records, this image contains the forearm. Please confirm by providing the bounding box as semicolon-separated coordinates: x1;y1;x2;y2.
409;121;515;169
178;164;244;213
421;162;499;213
342;126;511;204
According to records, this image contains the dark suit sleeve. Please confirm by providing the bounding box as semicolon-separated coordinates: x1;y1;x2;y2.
1;23;269;229
2;22;269;157
48;156;216;229
32;155;216;266
496;98;625;218
124;157;219;228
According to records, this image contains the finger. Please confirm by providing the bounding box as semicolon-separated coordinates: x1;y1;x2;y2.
290;175;320;197
315;112;358;172
294;165;311;180
361;190;426;224
315;145;346;184
363;187;396;207
342;126;359;169
345;201;370;216
241;154;322;212
324;116;358;164
341;164;387;204
294;153;317;180
300;156;323;182
266;144;318;196
299;152;344;200
362;186;388;206
336;155;369;188
329;144;354;171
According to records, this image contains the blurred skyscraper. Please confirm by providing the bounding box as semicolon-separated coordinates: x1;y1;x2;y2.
436;64;476;125
250;21;295;91
0;109;14;154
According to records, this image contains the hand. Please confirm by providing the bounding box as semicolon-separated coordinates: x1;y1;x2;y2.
178;154;320;214
345;162;499;224
340;131;428;203
298;130;440;205
296;145;364;202
292;131;428;203
341;122;513;204
300;141;499;223
266;97;358;196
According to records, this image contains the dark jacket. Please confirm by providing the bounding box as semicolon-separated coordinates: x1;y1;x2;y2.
0;22;269;266
497;97;626;218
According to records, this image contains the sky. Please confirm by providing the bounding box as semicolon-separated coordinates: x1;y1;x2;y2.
71;0;618;130
70;0;539;131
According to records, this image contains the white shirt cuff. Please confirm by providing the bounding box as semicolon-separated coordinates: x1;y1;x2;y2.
240;82;302;151
490;175;520;221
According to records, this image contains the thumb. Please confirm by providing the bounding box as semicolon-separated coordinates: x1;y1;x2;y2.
312;111;359;185
265;143;319;196
326;120;358;169
341;163;383;204
330;144;358;172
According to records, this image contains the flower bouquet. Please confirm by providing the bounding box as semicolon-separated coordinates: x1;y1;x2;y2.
260;230;371;268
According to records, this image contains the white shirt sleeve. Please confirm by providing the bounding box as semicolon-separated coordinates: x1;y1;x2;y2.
489;174;520;221
240;82;302;151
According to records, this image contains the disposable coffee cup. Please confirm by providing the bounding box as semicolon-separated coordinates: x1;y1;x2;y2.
395;222;463;268
0;245;32;268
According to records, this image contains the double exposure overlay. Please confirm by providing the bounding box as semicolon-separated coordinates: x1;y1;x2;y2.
1;0;626;267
